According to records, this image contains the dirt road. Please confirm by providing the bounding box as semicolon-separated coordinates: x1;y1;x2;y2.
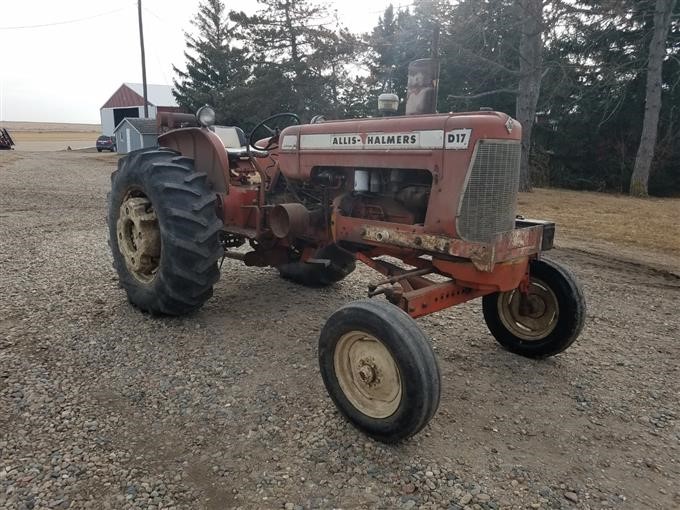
1;151;678;509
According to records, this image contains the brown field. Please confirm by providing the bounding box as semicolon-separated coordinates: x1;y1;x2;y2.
0;121;101;151
0;120;100;132
519;188;680;272
10;131;98;142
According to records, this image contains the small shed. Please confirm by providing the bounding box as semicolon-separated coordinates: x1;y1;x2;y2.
114;118;158;154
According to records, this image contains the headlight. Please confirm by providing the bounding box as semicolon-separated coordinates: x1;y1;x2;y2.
196;105;216;127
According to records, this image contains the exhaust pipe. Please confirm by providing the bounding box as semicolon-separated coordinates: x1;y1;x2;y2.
270;203;311;238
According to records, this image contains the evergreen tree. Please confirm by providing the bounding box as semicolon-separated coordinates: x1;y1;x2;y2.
536;0;680;194
168;0;680;196
363;5;431;115
173;0;248;125
230;0;358;121
534;1;652;191
439;0;519;115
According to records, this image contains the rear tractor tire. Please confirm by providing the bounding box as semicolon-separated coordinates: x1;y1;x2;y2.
482;258;585;358
107;148;223;315
319;299;441;443
278;244;356;286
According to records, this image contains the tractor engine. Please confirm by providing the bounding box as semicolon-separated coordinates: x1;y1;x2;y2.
271;165;432;226
273;111;521;246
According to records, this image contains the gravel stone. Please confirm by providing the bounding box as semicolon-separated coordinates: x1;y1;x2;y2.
565;491;579;503
0;150;678;508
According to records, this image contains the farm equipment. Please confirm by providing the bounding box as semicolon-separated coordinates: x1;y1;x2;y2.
108;105;585;443
0;128;15;150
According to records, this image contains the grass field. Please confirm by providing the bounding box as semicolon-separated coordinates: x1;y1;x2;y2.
0;121;100;132
519;188;680;261
0;121;101;151
9;131;98;142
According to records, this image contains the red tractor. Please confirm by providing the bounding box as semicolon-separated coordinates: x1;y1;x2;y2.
108;106;585;443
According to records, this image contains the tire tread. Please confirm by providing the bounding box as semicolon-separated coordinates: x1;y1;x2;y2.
482;258;586;358
108;148;223;316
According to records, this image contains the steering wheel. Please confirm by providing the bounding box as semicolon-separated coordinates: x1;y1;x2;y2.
249;113;300;151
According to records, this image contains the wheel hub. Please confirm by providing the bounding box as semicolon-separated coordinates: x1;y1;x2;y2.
519;293;547;317
357;360;378;385
334;332;402;419
116;195;161;283
498;278;559;341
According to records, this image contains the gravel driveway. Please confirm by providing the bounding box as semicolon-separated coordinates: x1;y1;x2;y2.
1;151;678;509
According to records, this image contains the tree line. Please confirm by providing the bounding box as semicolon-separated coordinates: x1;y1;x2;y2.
173;0;680;197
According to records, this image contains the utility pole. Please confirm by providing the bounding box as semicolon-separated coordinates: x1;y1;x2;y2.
431;23;440;59
431;23;441;113
137;0;149;118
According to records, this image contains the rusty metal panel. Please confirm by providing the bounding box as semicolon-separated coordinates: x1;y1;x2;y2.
399;282;487;318
492;226;544;263
358;224;544;272
158;128;229;193
220;187;259;229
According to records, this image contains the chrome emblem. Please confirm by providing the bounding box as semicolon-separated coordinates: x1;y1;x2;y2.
505;117;514;134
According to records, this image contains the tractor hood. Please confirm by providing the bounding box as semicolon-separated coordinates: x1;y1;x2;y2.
275;111;521;187
278;111;520;153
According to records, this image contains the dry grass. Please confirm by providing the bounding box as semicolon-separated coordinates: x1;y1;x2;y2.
0;121;101;151
10;131;98;142
518;188;680;256
0;121;100;132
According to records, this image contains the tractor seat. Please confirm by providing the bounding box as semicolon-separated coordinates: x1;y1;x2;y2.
213;126;249;162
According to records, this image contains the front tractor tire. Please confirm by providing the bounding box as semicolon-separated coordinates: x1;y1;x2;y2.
108;148;223;315
278;244;356;286
319;299;441;443
482;258;586;358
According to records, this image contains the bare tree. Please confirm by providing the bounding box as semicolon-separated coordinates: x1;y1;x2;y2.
516;0;545;192
630;0;678;196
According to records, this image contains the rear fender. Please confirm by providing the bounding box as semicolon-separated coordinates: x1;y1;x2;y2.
158;127;228;193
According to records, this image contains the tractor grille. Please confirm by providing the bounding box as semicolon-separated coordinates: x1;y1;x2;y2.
457;140;521;243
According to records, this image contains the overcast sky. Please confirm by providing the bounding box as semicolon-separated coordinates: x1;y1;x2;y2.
0;0;412;124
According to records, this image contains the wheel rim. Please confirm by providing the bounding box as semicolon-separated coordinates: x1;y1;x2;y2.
333;331;402;419
497;277;559;341
116;191;161;284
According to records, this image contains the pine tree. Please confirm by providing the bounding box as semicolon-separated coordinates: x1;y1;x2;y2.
173;0;248;125
536;0;680;194
363;5;430;115
230;0;358;120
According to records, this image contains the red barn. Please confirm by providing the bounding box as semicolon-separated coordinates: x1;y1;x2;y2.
100;83;182;136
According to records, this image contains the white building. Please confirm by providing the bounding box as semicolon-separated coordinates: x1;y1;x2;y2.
100;83;181;136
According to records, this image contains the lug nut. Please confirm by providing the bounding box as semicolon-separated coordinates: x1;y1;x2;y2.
358;364;375;384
